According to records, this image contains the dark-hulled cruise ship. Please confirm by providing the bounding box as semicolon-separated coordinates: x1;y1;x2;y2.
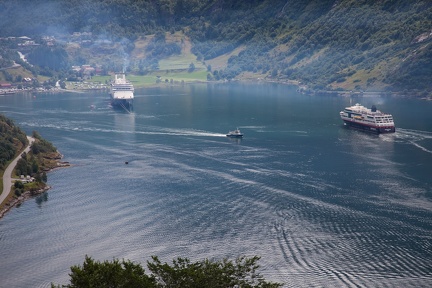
340;103;395;133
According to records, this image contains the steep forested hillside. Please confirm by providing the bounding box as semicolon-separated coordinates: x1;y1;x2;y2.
0;114;27;196
0;0;431;93
0;114;28;172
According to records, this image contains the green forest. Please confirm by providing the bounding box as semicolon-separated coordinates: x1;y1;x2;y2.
0;0;431;94
0;114;58;203
0;114;27;172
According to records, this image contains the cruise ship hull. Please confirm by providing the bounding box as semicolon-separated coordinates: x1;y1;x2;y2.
110;97;133;109
342;119;395;134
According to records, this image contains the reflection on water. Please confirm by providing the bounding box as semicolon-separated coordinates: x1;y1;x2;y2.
114;111;136;142
35;192;49;207
0;84;431;288
227;137;242;144
114;112;135;132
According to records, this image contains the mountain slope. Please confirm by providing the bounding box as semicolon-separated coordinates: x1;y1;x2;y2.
0;0;431;93
187;0;432;91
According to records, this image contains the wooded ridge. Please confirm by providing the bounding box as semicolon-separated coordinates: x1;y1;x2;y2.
0;0;431;94
0;114;61;214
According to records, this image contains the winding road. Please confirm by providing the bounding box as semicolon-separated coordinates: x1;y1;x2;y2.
0;136;34;206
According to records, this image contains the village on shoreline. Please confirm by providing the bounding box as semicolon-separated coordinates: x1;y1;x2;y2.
2;77;431;101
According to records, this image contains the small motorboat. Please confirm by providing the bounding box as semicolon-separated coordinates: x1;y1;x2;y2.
226;128;243;138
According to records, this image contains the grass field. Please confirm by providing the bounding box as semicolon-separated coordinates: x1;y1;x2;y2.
86;69;208;88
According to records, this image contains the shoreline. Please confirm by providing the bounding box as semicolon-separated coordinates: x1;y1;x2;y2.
0;186;51;219
0;157;70;220
79;79;432;100
2;77;430;100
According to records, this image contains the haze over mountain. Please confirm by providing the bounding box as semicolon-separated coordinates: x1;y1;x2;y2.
0;0;431;94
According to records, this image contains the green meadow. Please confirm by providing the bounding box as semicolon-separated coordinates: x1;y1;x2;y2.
86;69;208;88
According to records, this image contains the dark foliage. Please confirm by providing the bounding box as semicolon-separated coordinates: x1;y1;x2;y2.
52;255;282;288
0;114;27;170
146;31;182;59
0;117;56;187
31;131;57;154
65;256;154;288
27;45;69;72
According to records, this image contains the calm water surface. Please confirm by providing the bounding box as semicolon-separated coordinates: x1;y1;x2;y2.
1;83;431;287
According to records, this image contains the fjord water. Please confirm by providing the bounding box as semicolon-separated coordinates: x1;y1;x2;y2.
1;83;431;287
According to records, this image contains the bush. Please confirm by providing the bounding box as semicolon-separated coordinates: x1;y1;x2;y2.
53;255;283;288
14;181;24;189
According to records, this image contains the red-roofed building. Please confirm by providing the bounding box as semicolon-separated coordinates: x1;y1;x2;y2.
0;83;12;89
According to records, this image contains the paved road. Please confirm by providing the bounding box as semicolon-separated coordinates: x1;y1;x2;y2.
0;136;34;206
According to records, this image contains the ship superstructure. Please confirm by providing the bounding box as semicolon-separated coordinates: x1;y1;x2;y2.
110;73;134;109
340;103;395;133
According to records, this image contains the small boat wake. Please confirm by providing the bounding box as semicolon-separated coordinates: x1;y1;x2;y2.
19;120;228;138
160;128;226;138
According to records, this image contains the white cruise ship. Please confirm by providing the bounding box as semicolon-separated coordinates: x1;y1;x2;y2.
110;73;134;109
340;103;395;133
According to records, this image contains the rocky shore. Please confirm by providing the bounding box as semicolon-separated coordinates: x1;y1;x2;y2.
0;186;51;218
0;157;70;219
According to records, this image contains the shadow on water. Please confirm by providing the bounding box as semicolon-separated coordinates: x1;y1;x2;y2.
35;192;49;207
227;137;243;144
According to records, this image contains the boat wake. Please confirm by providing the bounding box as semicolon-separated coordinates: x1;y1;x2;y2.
20;120;227;138
394;128;432;155
160;128;226;138
396;128;432;139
